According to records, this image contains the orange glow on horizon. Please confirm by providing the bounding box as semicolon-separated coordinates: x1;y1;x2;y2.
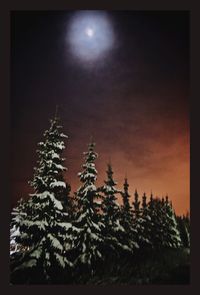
11;130;190;216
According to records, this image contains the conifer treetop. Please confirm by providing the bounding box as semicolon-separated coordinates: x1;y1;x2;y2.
10;113;76;280
122;177;131;212
123;177;129;194
74;140;105;270
78;141;98;184
142;193;147;209
133;189;140;211
29;113;69;195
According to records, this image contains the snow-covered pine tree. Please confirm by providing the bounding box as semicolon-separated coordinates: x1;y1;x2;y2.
10;198;30;256
146;194;181;249
146;193;164;249
101;164;131;255
30;113;71;209
132;189;140;219
142;192;147;209
147;194;165;249
132;191;152;249
183;213;190;248
176;216;189;248
121;178;131;215
137;193;152;248
73;141;104;276
10;113;76;283
177;213;190;248
120;178;139;252
162;196;182;248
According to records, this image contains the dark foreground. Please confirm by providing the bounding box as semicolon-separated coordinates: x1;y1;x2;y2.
86;248;190;285
11;248;190;285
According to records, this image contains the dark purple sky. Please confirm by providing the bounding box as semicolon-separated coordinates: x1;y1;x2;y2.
11;11;189;215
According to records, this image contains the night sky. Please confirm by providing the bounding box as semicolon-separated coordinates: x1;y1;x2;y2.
11;11;189;215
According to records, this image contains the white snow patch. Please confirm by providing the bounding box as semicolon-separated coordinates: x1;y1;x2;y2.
50;181;66;188
83;184;96;194
60;133;68;138
54;142;65;150
59;222;72;230
30;247;42;259
54;163;66;170
94;199;102;205
47;234;63;251
54;253;65;268
114;220;125;232
51;152;60;159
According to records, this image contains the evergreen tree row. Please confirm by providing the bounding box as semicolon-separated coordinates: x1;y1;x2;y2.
10;114;190;284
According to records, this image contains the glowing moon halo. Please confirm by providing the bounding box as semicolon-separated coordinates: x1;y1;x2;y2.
67;11;114;63
85;27;94;37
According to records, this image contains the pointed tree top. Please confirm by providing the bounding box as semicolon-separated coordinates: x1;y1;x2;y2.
88;138;96;151
134;189;139;203
150;191;154;202
133;189;140;213
90;135;94;143
124;175;128;184
108;155;112;166
54;105;60;122
106;162;114;176
123;177;129;193
142;192;147;208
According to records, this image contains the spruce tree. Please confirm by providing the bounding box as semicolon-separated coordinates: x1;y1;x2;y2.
30;113;70;208
176;215;190;248
133;192;152;248
10;198;30;256
73;141;104;276
144;193;163;249
147;194;165;249
10;114;75;283
132;189;140;219
147;194;181;249
183;213;190;248
121;178;131;213
142;192;147;209
162;196;182;248
101;164;131;255
139;193;152;247
120;178;139;252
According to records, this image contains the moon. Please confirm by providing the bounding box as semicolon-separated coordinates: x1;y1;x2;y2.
67;11;115;63
85;27;94;37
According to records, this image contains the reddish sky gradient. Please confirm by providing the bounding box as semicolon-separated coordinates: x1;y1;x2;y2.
11;11;189;215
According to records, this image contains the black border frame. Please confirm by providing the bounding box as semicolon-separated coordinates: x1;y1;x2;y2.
1;0;199;294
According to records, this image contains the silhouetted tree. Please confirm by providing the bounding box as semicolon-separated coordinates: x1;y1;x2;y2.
134;192;152;249
73;141;104;276
162;196;182;248
10;198;30;256
120;178;139;252
101;164;131;255
147;196;166;248
132;189;140;219
30;112;70;208
10;114;75;283
176;215;190;248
